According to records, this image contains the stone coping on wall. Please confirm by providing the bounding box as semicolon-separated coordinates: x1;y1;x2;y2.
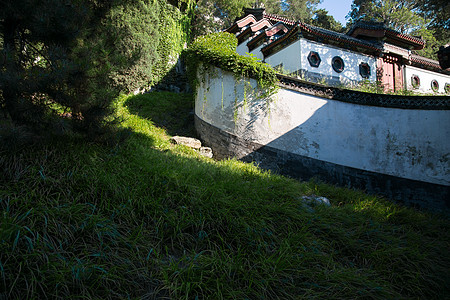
276;74;450;110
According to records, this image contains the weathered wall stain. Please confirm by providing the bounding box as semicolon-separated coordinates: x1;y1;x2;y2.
195;66;450;211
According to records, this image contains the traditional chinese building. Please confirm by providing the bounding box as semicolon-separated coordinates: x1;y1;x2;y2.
226;7;450;94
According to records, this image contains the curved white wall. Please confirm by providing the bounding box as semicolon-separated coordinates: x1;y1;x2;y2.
196;66;450;186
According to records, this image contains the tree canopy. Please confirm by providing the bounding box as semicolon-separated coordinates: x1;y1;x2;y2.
311;8;344;32
192;0;323;37
0;0;193;135
0;0;115;133
347;0;449;59
263;0;321;21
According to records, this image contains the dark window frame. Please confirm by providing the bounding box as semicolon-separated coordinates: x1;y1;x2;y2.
359;62;371;79
307;51;321;68
431;80;439;92
411;75;420;88
332;56;344;73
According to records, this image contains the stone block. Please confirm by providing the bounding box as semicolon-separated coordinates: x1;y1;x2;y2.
199;147;213;158
171;136;202;149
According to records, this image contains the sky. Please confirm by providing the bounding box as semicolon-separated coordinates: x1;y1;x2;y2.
316;0;354;25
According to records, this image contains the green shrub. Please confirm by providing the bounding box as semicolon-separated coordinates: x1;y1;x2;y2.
105;0;194;93
0;0;194;136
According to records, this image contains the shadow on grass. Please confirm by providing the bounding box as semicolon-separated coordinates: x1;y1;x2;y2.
1;92;449;299
124;92;197;138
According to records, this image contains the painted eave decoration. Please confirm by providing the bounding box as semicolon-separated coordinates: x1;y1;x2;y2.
247;22;288;52
235;18;272;44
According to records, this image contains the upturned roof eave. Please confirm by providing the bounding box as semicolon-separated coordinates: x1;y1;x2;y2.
261;22;382;57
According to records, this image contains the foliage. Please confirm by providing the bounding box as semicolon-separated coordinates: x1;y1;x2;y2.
311;9;344;32
0;0;117;134
0;0;194;135
186;32;278;95
191;0;253;37
0;91;449;298
347;0;446;60
413;0;450;43
105;0;161;93
348;0;425;33
106;0;195;93
149;0;195;88
192;0;322;37
262;0;321;22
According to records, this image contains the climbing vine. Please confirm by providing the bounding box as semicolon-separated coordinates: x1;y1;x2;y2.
186;32;278;98
106;0;195;93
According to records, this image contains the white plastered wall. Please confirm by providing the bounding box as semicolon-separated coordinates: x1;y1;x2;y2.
248;43;265;61
236;38;251;56
299;39;377;84
195;66;450;186
262;38;377;84
263;40;302;73
404;65;450;94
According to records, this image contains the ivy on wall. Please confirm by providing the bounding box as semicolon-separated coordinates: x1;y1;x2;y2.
186;32;278;97
106;0;195;93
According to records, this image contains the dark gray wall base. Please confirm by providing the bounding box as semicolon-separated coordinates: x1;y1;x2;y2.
195;115;450;212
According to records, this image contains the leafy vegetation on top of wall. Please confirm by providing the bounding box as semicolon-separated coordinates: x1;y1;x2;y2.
186;32;278;95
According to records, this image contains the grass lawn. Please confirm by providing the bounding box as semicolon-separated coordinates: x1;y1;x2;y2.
1;92;449;299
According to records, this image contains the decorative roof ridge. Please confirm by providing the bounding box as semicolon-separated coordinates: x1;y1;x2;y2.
347;21;425;47
225;14;257;33
346;21;385;36
261;20;382;56
410;54;450;74
236;14;257;25
260;21;300;53
385;29;425;46
247;22;288;49
249;18;272;30
411;53;440;64
263;12;296;26
236;18;272;42
299;22;382;51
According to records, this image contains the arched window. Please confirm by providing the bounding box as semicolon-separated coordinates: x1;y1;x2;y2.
332;56;344;73
307;51;321;68
359;63;371;79
411;75;420;88
431;80;439;92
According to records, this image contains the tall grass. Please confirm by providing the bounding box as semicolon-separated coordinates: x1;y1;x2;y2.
0;92;448;299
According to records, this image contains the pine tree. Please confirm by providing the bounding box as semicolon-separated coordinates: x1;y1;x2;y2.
311;9;344;32
0;0;118;133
